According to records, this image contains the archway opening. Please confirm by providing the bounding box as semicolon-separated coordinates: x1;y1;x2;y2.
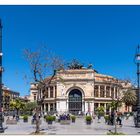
68;89;82;115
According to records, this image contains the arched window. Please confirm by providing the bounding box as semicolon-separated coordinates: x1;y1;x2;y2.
69;89;82;115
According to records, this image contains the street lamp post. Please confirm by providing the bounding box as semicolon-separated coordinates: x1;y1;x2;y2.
135;45;140;128
0;19;4;133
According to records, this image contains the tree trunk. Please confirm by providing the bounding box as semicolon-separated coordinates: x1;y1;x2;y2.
35;105;40;133
128;106;130;112
114;110;117;134
16;109;19;116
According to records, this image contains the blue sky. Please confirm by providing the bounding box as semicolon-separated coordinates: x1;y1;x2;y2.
0;5;139;96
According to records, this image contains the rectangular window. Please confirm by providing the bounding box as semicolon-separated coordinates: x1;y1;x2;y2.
54;103;56;111
94;103;98;110
50;86;53;98
34;94;36;101
106;86;110;97
45;87;48;98
111;87;114;98
94;85;98;97
100;86;105;97
55;86;57;98
50;103;53;111
100;103;104;107
46;103;48;112
115;88;117;98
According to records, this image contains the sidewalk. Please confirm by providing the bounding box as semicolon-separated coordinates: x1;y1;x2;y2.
0;116;140;135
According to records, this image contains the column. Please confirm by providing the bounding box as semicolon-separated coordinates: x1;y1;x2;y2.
44;103;46;112
98;103;100;107
104;103;106;114
48;87;50;98
39;89;41;99
109;86;111;97
82;101;85;112
85;102;88;113
48;103;50;112
53;103;55;111
87;102;90;113
53;86;55;98
56;101;60;113
41;89;43;99
93;102;95;115
114;87;115;99
90;101;94;115
98;85;100;97
66;101;68;112
104;86;106;98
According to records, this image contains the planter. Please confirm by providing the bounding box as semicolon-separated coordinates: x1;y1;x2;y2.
23;119;28;122
23;115;28;122
6;119;17;125
86;120;91;125
85;116;92;125
46;115;54;125
71;115;76;123
48;121;53;125
72;119;75;123
60;120;71;125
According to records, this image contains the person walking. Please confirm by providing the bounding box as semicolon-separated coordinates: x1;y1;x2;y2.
116;112;122;126
110;112;114;125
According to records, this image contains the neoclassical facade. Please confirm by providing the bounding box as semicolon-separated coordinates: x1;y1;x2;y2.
30;68;132;115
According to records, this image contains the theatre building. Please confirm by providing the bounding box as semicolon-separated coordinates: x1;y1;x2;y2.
30;68;132;115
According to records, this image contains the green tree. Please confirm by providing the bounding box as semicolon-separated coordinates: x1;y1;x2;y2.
107;95;122;134
122;89;137;112
10;99;25;116
108;100;122;111
24;102;37;115
96;106;105;116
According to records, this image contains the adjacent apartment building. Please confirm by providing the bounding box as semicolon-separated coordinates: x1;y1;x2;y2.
2;86;20;112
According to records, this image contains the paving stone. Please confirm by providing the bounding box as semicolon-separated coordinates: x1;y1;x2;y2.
0;116;140;135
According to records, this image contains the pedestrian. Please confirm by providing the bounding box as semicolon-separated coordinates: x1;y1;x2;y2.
97;114;101;123
32;113;36;123
110;112;114;125
116;113;122;126
13;114;15;119
16;115;19;121
67;114;70;120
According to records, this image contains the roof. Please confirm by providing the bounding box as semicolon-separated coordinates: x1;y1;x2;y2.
2;87;20;95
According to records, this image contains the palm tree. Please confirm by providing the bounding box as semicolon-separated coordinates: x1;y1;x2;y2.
122;89;137;112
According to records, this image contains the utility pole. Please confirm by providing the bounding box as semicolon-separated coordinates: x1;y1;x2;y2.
135;45;140;127
0;19;4;133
